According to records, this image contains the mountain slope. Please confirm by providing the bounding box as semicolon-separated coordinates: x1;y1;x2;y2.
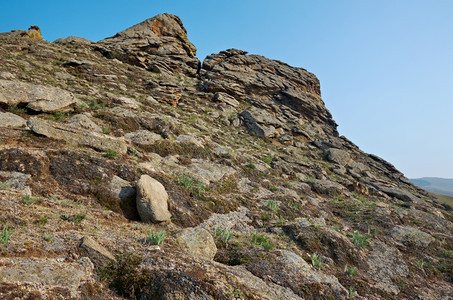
411;177;453;197
0;14;452;299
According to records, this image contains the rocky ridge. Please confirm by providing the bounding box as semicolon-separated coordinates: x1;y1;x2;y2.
0;13;452;299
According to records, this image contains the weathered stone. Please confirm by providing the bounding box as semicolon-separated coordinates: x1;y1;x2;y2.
99;13;199;76
202;49;338;137
0;72;15;80
176;227;217;260
79;236;116;269
311;179;346;196
176;134;204;148
0;79;76;112
325;148;351;166
377;185;421;203
211;92;239;107
390;225;435;248
0;112;26;128
53;36;94;45
67;113;102;132
124;130;162;146
240;108;280;137
27;117;127;155
199;206;254;234
136;175;171;222
0;257;94;293
183;159;236;185
367;241;409;295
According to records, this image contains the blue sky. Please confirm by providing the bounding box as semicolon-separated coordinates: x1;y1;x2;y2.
1;1;452;178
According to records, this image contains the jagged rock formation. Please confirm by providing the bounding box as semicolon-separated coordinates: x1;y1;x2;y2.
98;13;199;77
0;14;452;300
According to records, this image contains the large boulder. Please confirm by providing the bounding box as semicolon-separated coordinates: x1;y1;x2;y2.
176;227;217;260
136;175;171;222
0;79;76;112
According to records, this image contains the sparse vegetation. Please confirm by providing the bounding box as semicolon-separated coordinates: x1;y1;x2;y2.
214;227;233;245
60;214;86;224
7;106;26;114
260;154;273;165
38;216;49;225
0;181;12;190
0;226;12;244
246;162;256;169
352;230;371;247
251;232;274;250
42;232;54;242
178;175;194;190
103;149;117;158
145;229;166;245
344;264;357;276
311;252;323;269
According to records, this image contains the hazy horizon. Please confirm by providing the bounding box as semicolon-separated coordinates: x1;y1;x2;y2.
1;0;452;178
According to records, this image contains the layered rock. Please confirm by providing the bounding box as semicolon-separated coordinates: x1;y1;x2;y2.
201;49;338;138
98;13;199;76
0;79;76;112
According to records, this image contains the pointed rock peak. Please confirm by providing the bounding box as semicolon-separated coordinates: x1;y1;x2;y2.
100;13;196;57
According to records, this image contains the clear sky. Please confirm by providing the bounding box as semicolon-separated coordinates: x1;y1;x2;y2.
1;1;452;178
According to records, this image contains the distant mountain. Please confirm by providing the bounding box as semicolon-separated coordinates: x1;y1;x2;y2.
410;177;453;197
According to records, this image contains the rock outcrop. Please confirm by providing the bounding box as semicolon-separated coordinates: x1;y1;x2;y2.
0;15;451;300
0;79;76;112
98;13;199;76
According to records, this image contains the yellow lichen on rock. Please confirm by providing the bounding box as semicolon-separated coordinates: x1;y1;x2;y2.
22;25;42;39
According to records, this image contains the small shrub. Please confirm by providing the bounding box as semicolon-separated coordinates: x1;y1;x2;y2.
251;232;274;250
442;250;453;258
246;163;256;169
177;175;194;190
311;252;323;269
214;227;233;245
0;227;12;244
344;264;357;276
348;287;356;298
102;126;110;135
103;149;117;158
42;232;54;242
305;177;315;184
49;111;67;122
20;195;34;205
267;200;278;213
7;106;26;114
38;216;48;225
0;181;12;190
60;214;86;224
269;186;278;192
260;154;273;165
352;230;370;247
145;230;166;245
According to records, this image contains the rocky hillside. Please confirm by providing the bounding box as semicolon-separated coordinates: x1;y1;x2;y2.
0;13;452;299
